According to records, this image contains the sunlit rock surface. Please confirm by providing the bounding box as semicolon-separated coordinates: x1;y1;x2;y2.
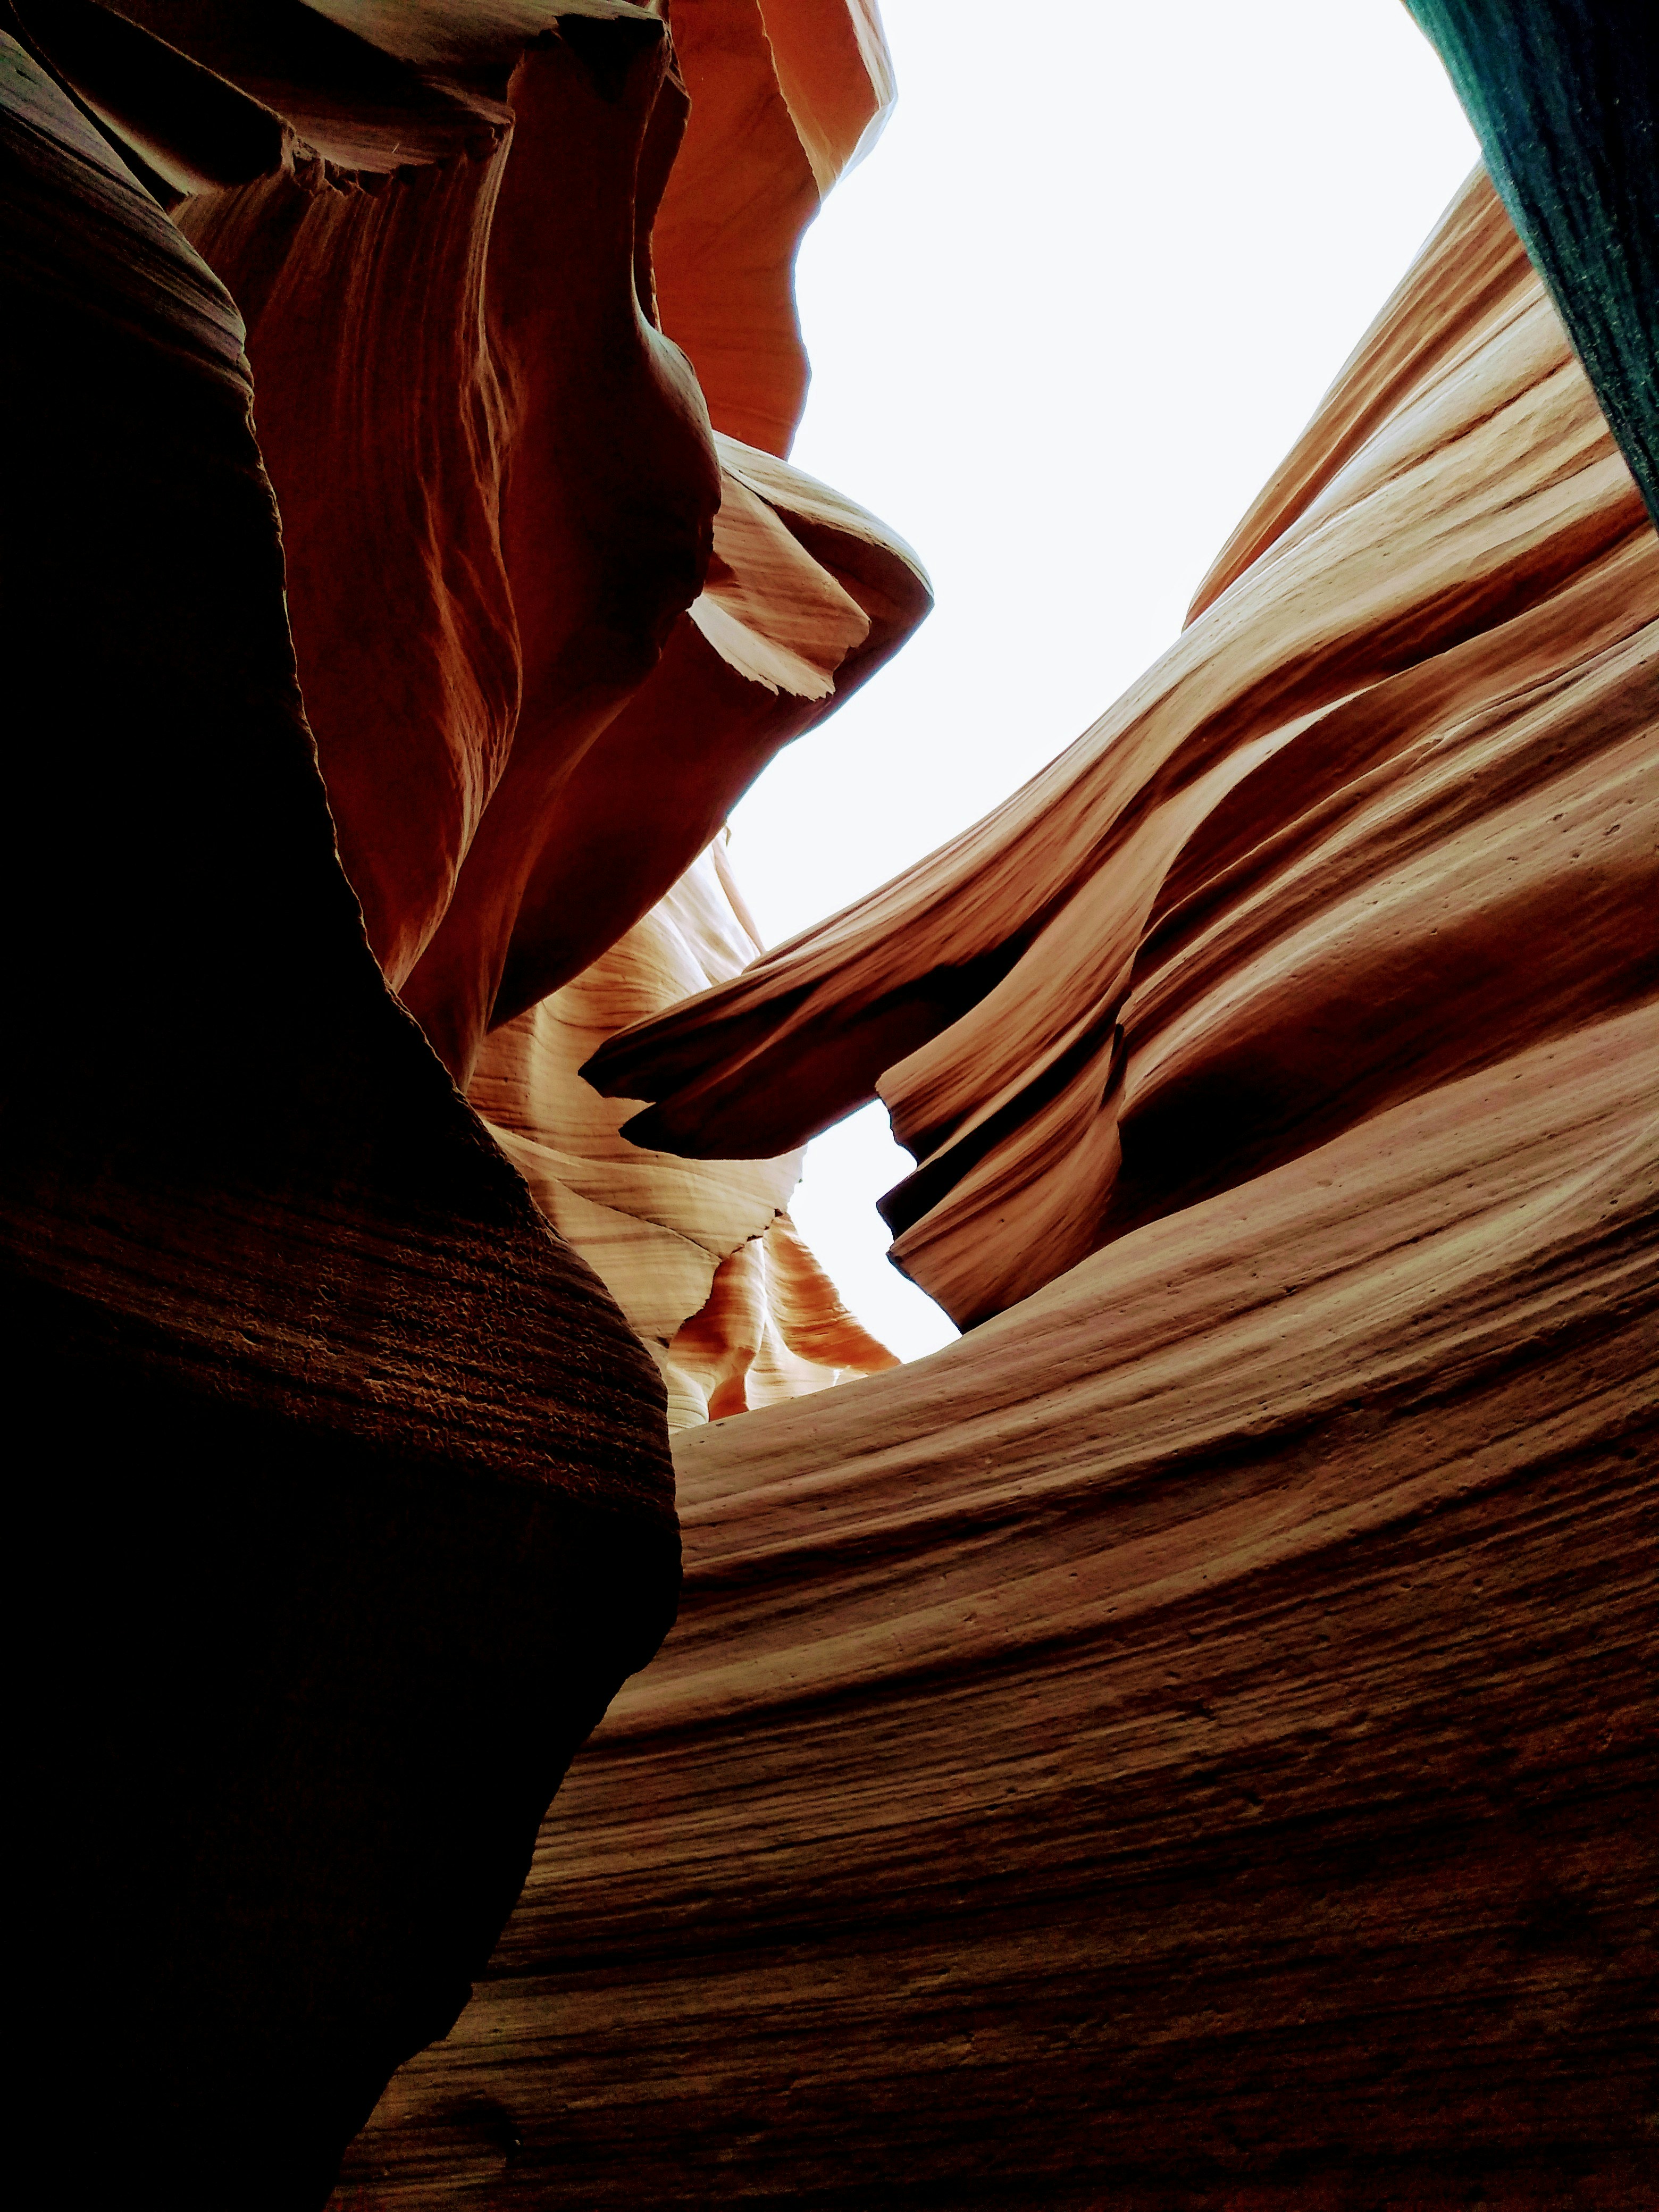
160;2;925;1091
472;837;897;1430
343;166;1658;2207
6;0;1653;2204
594;172;1657;1330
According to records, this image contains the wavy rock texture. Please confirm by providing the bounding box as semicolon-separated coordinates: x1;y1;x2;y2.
340;1003;1657;2209
652;0;893;454
33;0;917;1355
13;0;1654;2203
2;3;914;2207
484;429;929;1052
472;836;896;1430
341;164;1658;2206
592;171;1658;1331
146;0;918;1082
149;0;925;1380
0;32;677;2209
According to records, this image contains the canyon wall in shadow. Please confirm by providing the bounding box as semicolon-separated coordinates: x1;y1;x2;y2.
3;4;917;2204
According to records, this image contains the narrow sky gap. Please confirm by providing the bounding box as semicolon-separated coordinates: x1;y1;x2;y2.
730;0;1479;1360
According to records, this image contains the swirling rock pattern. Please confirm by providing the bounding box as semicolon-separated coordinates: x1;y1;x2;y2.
156;1;925;1086
1;31;678;2206
592;172;1658;1333
472;836;896;1430
344;161;1657;2209
8;0;1654;2203
340;1003;1658;2207
2;3;914;2206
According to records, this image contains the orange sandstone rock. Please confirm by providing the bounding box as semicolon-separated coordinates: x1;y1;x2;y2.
342;996;1658;2206
342;161;1658;2207
593;171;1658;1328
483;433;928;1052
652;0;893;455
2;5;912;2205
13;3;1652;2205
472;837;896;1430
85;0;918;1379
1;31;676;2207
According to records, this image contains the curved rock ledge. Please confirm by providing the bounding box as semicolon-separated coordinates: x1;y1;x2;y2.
591;170;1656;1333
6;4;1653;2205
343;75;1655;2207
341;1000;1658;2206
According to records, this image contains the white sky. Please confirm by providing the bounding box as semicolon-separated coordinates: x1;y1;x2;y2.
726;0;1479;1360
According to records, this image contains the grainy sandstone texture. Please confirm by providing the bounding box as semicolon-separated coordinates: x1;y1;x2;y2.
2;4;912;2204
3;3;1653;2207
340;15;1656;2207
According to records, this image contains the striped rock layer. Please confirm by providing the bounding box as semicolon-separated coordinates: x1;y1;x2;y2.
347;146;1658;2212
2;4;912;2207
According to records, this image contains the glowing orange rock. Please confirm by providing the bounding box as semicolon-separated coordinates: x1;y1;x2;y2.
342;165;1659;2206
472;836;895;1430
593;172;1658;1328
1;5;915;2203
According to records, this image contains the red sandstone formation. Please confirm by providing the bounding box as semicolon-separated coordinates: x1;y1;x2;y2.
339;162;1658;2208
3;4;915;2206
652;0;892;455
472;836;898;1429
3;31;676;2203
5;1;1655;2206
592;171;1657;1330
343;1004;1657;2206
160;1;924;1091
11;0;918;1389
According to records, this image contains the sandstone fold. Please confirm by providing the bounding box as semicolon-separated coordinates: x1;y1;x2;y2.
4;4;916;2191
484;432;928;1050
321;140;1659;2205
70;1;931;1101
340;998;1659;2207
2;35;678;2209
590;171;1658;1331
12;0;917;1429
650;0;894;455
472;839;898;1432
168;6;720;1026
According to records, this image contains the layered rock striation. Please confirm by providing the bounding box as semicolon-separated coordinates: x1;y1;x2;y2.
341;47;1657;2211
3;4;915;2205
5;1;1654;2205
472;836;897;1431
342;1000;1658;2208
592;170;1657;1331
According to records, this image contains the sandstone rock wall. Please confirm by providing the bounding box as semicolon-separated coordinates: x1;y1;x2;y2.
341;1000;1658;2208
2;5;914;2204
144;0;921;1389
339;128;1657;2212
592;170;1658;1332
472;835;896;1430
6;2;1653;2205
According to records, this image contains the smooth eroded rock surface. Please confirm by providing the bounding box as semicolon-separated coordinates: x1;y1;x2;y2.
7;4;1653;2206
341;142;1656;2212
592;173;1657;1333
340;1000;1657;2207
5;6;917;2193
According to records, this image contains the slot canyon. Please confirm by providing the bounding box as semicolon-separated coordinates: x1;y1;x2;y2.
2;3;1653;2206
